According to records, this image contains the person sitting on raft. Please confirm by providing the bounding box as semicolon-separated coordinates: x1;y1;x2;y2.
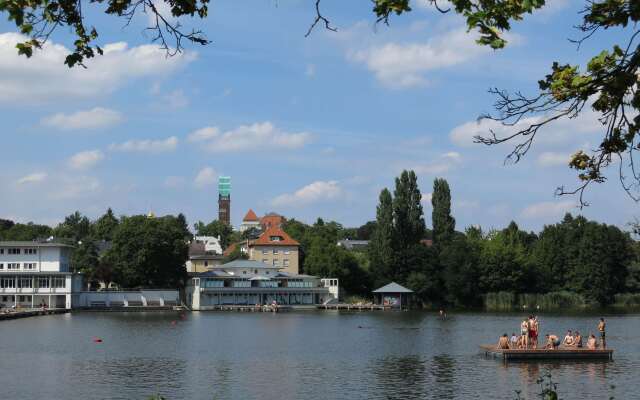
562;330;574;347
510;333;518;349
573;331;583;348
497;334;510;349
543;334;560;350
587;333;597;350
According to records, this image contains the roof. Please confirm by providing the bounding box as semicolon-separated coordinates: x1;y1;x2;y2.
0;241;74;248
372;282;413;293
220;259;274;269
337;239;370;249
260;213;285;229
243;209;259;222
251;226;299;247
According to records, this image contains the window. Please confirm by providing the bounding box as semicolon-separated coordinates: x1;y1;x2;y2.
272;260;278;266
1;296;6;302
1;277;15;288
204;261;208;267
242;271;247;274
262;259;268;264
24;248;37;255
7;263;19;270
0;263;3;270
262;249;269;255
259;281;278;288
284;249;290;255
269;236;282;242
53;277;65;289
203;279;224;288
232;280;250;288
8;248;21;255
283;259;289;266
18;277;33;288
273;249;279;255
23;263;36;270
37;277;50;288
0;249;3;254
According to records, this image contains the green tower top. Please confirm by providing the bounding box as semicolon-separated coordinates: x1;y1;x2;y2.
218;176;231;197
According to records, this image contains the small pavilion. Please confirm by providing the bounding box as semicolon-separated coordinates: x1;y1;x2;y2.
372;282;413;309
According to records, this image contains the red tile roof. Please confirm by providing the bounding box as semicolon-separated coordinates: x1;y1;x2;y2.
243;209;259;222
251;226;299;247
260;213;284;230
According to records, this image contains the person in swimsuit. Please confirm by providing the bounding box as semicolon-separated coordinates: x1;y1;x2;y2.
498;334;510;349
562;330;574;347
574;331;583;348
510;333;518;349
521;319;529;349
587;333;597;350
528;315;538;349
544;334;560;349
598;318;606;348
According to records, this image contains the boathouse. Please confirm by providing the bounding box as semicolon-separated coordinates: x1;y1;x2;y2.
372;282;413;309
185;259;338;310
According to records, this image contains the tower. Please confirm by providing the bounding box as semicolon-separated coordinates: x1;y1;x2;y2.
218;176;231;225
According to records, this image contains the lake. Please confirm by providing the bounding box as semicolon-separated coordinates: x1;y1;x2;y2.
1;311;638;399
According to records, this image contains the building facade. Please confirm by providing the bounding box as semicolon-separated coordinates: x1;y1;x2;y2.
0;241;82;309
185;259;337;310
247;226;300;275
239;209;261;233
186;237;224;273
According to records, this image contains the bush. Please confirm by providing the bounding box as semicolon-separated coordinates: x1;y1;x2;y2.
613;293;640;308
484;291;516;311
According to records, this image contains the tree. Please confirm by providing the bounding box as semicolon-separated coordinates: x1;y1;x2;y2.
222;245;248;263
369;188;395;287
193;219;233;248
0;222;52;241
107;215;188;288
54;211;92;242
432;178;455;245
356;221;377;241
439;235;481;307
71;240;99;278
393;170;425;247
93;208;119;241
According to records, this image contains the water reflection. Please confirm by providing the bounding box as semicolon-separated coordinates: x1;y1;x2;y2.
373;356;427;399
429;354;456;399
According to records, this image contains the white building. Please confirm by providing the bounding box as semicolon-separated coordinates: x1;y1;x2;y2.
0;241;83;309
193;236;223;254
185;259;338;310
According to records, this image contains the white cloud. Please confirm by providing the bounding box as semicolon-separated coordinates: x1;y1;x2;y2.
17;172;47;185
163;89;189;109
0;33;195;103
305;64;316;77
349;28;490;88
194;167;217;189
410;151;463;176
192;122;312;153
272;181;343;206
537;151;569;167
68;150;105;170
521;200;576;219
187;127;220;142
48;176;102;200
41;107;123;130
109;136;178;153
450;109;601;148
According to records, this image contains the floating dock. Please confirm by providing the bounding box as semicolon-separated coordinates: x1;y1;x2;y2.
480;345;613;361
316;304;394;311
0;309;68;321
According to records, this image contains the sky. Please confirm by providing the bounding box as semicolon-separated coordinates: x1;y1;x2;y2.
0;0;637;233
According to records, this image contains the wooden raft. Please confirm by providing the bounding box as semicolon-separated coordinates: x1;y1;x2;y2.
480;345;613;361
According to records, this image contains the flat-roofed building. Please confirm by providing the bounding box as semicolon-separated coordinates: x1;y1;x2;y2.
185;259;338;309
0;241;83;309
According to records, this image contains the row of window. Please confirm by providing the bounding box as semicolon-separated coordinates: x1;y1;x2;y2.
0;276;65;289
200;278;313;289
261;259;290;267
261;249;291;255
0;263;36;270
0;248;37;255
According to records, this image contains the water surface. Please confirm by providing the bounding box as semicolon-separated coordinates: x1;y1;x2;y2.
1;311;637;399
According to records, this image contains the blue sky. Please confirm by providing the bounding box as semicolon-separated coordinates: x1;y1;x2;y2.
0;0;636;232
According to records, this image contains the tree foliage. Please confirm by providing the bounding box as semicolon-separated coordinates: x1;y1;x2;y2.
193;219;232;248
432;178;455;245
107;215;188;288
